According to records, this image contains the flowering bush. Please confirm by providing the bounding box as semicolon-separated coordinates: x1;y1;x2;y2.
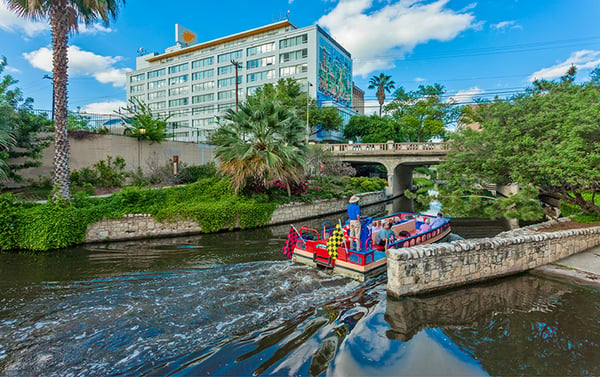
268;178;308;196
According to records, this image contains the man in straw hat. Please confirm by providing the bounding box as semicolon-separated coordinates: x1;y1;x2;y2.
347;195;361;250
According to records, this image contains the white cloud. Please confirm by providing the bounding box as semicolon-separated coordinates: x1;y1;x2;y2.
528;50;600;82
80;100;126;114
318;0;477;76
447;86;484;103
0;1;48;37
4;65;20;74
415;77;426;82
490;20;522;31
77;23;113;35
23;45;131;87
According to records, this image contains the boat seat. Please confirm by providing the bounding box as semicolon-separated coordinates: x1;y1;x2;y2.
391;220;416;237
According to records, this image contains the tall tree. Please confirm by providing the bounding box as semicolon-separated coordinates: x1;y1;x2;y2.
211;95;307;195
7;0;126;201
368;73;395;116
385;84;458;142
439;71;600;218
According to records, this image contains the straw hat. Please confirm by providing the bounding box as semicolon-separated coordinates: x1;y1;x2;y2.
349;195;359;203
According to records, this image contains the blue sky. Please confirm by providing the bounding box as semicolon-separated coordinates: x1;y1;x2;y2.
1;0;600;115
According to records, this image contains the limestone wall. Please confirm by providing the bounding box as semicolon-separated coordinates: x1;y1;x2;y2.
85;191;386;243
387;218;600;297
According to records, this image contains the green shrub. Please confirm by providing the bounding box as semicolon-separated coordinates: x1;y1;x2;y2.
178;162;217;183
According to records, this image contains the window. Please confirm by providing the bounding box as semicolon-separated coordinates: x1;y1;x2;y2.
169;87;189;96
147;68;166;79
217;49;242;63
130;94;144;101
247;42;275;56
218;90;235;100
169;75;188;85
168;63;188;74
192;93;215;104
192;56;214;69
218;103;235;112
279;34;308;49
147;90;166;100
246;56;274;69
246;69;275;83
130;84;144;93
279;48;308;63
130;73;145;82
192;117;215;127
148;101;166;110
279;63;308;77
218;65;235;75
169;98;189;107
192;69;214;81
169;108;189;117
148;79;166;89
192;81;215;92
247;86;260;96
217;76;242;88
192;105;215;115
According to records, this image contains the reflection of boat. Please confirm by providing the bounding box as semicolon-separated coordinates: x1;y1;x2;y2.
291;212;451;281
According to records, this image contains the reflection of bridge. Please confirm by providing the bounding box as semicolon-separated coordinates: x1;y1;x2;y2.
324;142;450;196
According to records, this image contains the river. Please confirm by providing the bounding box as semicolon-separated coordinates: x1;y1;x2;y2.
0;205;599;376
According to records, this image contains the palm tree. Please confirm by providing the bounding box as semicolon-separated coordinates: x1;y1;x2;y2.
368;73;396;116
7;0;126;201
212;97;308;195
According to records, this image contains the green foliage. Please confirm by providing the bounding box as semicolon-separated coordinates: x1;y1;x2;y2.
344;115;407;143
67;111;93;131
71;155;127;187
212;91;307;194
440;69;600;218
368;73;395;116
178;162;217;183
0;56;52;182
119;97;169;143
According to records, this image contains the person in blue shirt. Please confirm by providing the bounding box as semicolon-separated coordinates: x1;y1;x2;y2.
347;195;361;249
375;221;395;247
429;213;447;229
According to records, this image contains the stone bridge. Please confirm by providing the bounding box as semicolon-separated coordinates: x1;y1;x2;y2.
324;142;449;196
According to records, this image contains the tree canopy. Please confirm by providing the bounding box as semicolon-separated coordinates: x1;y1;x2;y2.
438;69;600;218
211;92;308;195
118;98;169;143
368;73;395;116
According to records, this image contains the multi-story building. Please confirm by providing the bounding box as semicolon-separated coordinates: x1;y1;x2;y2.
126;20;357;142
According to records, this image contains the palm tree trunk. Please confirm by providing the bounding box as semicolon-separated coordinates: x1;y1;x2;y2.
377;86;385;117
50;0;71;201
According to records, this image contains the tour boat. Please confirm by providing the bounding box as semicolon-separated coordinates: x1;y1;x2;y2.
288;212;451;281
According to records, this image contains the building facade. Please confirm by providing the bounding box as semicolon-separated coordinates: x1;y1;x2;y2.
126;20;357;142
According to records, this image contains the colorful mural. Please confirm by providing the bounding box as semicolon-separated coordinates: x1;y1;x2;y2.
317;35;352;107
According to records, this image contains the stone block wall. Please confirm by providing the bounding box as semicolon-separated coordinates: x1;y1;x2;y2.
268;191;386;225
85;191;386;243
387;219;600;297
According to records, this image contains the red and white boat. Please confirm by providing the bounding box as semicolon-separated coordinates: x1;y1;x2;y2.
290;212;451;281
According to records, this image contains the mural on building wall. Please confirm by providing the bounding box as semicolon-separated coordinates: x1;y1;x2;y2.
317;36;352;107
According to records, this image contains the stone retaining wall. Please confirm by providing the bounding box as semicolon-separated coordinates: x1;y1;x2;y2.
84;191;386;243
387;218;600;297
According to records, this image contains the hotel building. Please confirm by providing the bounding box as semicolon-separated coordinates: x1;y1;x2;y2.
125;20;357;142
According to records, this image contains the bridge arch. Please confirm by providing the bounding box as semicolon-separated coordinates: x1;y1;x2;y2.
325;142;449;197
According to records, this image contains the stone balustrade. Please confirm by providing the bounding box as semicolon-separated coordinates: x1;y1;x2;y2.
387;218;600;297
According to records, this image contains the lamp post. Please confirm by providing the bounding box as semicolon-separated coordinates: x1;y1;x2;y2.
43;74;55;121
230;60;242;111
306;81;313;143
138;128;146;170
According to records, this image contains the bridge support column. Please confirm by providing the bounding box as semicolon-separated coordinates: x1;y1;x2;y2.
384;163;414;198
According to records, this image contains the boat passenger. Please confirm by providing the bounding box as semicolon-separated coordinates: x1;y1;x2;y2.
429;213;447;229
347;195;361;249
398;230;411;238
375;222;395;246
419;218;431;232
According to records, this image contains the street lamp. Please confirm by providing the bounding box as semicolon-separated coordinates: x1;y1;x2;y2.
138;128;146;170
230;60;242;111
306;81;313;143
43;74;55;121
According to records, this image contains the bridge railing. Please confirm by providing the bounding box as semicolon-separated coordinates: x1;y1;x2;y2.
324;142;450;153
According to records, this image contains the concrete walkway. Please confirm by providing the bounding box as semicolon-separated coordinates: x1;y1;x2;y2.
532;246;600;289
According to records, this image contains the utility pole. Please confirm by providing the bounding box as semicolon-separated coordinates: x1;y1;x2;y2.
230;60;242;111
306;81;313;143
43;74;55;121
